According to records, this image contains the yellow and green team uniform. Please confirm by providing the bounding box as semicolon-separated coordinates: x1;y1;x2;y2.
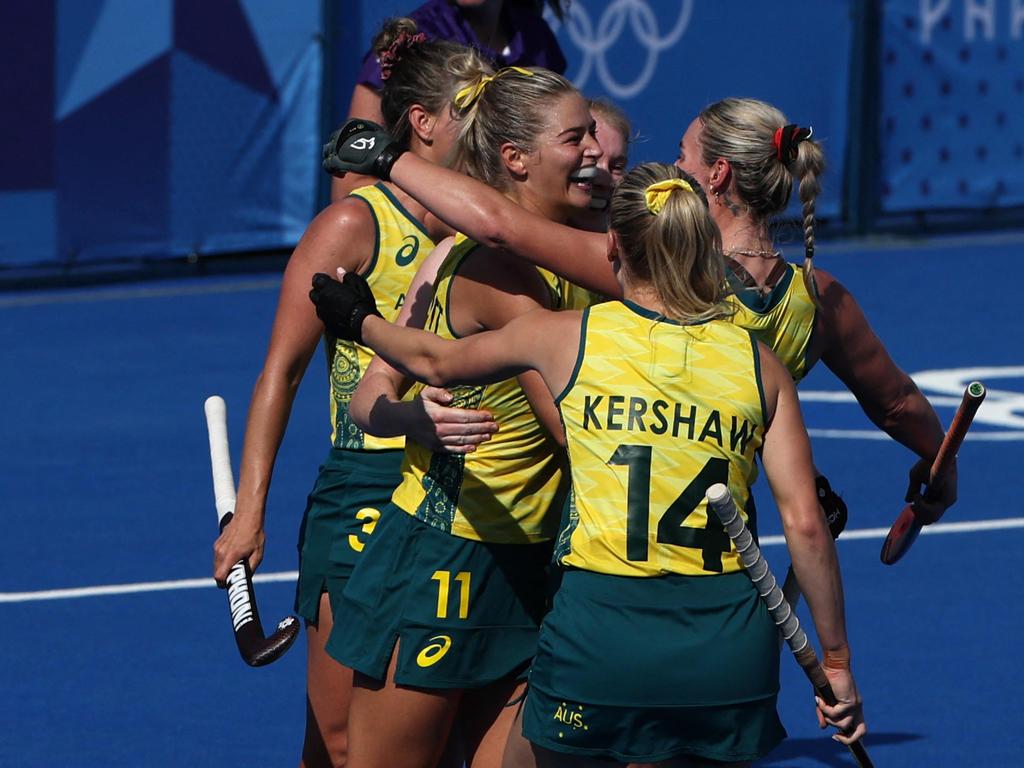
523;300;786;763
294;183;435;624
327;235;583;688
727;260;817;382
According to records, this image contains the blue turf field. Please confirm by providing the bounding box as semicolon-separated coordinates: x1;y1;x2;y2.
2;234;1022;766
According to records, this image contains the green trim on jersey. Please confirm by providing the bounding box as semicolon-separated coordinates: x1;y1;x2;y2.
554;305;590;406
374;182;432;239
726;262;817;382
329;184;437;451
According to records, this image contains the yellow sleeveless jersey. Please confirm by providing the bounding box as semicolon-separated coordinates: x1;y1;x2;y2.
390;235;581;543
555;300;767;578
726;262;816;382
328;183;435;450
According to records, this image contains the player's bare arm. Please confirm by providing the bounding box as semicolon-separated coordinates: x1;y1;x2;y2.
213;201;375;583
348;238;499;451
388;151;620;296
449;246;573;442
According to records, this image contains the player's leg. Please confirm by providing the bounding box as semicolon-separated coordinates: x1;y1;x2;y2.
460;677;526;768
302;591;353;768
500;700;536;768
529;745;619;768
346;641;462;768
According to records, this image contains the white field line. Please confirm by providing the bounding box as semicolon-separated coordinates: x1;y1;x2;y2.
4;517;1024;604
807;428;1024;441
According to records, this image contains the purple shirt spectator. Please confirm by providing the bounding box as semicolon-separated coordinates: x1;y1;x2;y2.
356;0;566;90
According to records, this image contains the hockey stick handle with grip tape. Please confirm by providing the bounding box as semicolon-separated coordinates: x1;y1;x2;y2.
880;381;986;565
706;483;873;768
204;396;299;667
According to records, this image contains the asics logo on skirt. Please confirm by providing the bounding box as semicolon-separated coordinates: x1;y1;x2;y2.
416;635;453;667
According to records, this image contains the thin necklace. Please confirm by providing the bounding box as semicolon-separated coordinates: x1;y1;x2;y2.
725;247;781;260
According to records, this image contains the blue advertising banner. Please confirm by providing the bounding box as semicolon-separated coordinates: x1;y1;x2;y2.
879;0;1024;213
0;0;322;270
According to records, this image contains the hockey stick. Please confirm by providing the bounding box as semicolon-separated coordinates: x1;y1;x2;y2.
706;483;873;768
204;395;299;666
880;381;986;565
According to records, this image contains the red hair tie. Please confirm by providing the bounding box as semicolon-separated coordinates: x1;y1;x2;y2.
772;124;813;164
380;31;426;81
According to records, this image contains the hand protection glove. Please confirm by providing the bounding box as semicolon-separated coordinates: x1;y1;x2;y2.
322;119;404;180
309;271;381;344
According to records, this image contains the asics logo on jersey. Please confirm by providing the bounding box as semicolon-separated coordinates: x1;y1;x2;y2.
350;137;376;151
416;635;453;667
395;234;420;267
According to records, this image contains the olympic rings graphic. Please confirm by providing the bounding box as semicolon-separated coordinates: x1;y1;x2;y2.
546;0;692;99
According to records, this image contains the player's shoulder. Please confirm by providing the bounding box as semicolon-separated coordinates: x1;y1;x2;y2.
460;243;550;297
811;266;859;312
310;196;377;237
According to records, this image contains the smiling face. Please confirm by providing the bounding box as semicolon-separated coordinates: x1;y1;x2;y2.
589;112;629;211
567;109;630;231
512;91;603;222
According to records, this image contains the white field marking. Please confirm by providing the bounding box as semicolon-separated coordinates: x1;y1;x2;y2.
807;428;1024;441
4;518;1024;603
757;517;1024;545
0;570;298;603
0;277;280;308
800;391;969;406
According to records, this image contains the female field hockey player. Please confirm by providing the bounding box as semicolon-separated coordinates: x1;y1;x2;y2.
311;66;602;768
212;26;495;767
319;97;956;530
568;97;632;234
310;162;867;766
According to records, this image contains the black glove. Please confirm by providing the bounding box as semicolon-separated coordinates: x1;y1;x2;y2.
815;473;848;539
322;119;404;180
309;272;382;344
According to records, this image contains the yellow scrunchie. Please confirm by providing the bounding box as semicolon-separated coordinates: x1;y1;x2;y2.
453;67;534;109
644;178;694;215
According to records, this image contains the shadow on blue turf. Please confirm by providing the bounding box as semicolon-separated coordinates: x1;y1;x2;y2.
758;732;922;766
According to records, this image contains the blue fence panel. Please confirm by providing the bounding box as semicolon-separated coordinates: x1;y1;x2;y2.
879;0;1024;213
0;0;322;270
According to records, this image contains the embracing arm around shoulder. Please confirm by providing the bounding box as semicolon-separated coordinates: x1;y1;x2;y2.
348;238;500;451
361;308;581;400
388;152;619;296
212;201;375;583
